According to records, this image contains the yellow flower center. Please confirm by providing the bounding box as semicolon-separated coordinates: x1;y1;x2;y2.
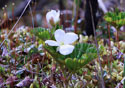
60;42;64;45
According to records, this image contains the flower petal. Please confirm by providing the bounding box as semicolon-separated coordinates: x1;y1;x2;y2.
53;10;60;23
59;45;74;55
46;10;60;24
64;32;78;44
54;29;65;43
46;11;53;23
45;40;59;46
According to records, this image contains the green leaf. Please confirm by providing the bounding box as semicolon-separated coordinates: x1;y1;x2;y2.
0;66;5;73
31;27;51;41
44;43;97;72
65;43;96;59
43;45;65;64
104;10;125;29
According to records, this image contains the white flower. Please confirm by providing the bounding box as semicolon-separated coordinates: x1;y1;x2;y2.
46;10;60;26
79;34;88;43
45;29;78;55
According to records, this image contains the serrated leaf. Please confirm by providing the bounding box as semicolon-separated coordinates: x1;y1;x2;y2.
65;43;96;59
104;10;125;29
44;43;97;72
31;27;51;41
